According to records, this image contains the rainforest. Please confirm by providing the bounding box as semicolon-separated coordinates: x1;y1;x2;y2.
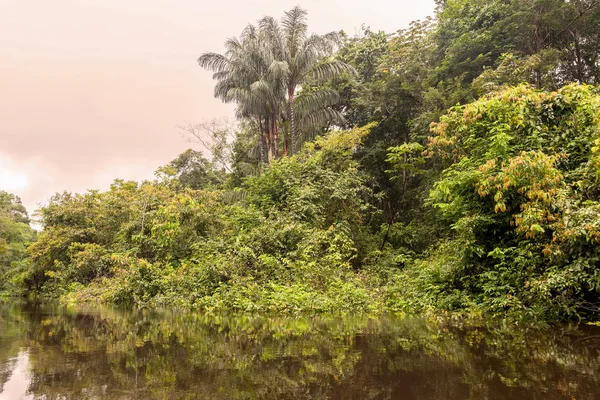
2;0;600;324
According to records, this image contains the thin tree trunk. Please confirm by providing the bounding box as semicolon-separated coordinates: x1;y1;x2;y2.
265;117;273;163
258;117;267;163
403;129;409;192
572;30;585;83
288;90;296;155
270;116;274;162
272;115;280;159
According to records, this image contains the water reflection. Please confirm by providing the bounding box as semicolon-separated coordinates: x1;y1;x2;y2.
0;302;599;399
0;352;32;400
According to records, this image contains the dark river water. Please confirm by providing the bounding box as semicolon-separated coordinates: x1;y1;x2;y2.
0;302;599;399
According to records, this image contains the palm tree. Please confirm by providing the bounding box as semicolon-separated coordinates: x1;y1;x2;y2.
199;7;354;160
261;7;355;154
199;24;281;162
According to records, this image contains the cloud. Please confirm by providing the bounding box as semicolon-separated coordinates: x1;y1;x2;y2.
0;154;30;191
0;0;435;218
0;152;57;215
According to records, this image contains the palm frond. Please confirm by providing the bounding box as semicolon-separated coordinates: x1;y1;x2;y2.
297;107;345;131
268;60;290;79
306;60;356;83
198;52;230;72
282;6;308;57
295;89;340;116
222;189;249;204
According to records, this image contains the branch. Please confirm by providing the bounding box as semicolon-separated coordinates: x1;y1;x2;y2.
178;118;236;173
545;1;599;46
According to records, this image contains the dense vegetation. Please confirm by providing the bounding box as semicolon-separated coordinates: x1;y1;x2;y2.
0;192;36;295
3;0;600;321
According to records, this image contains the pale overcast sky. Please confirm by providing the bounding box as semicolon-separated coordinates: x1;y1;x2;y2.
0;0;435;214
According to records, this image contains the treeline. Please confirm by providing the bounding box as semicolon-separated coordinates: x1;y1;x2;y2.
2;0;600;321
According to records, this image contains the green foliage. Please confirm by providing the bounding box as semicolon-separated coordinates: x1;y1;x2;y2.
321;0;600;237
421;84;600;320
386;142;426;177
160;149;225;190
472;51;563;94
22;126;388;313
0;192;35;295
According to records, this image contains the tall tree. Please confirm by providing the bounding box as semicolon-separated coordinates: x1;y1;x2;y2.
199;24;279;162
260;7;354;153
199;7;353;160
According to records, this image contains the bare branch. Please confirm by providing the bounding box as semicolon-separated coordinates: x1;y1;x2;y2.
178;118;237;172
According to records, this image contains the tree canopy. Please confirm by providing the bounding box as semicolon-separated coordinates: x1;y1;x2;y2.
0;191;35;295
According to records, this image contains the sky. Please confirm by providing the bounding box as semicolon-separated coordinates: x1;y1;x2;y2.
0;0;435;215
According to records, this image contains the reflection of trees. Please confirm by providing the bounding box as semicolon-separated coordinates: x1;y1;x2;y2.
0;359;15;395
1;303;599;400
0;302;29;393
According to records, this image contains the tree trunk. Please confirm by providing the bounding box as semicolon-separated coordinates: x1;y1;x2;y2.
572;30;585;83
283;129;289;156
258;117;267;163
272;116;280;159
288;89;296;155
265;116;273;162
403;129;409;192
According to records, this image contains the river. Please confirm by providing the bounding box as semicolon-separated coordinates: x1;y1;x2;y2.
0;302;599;399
